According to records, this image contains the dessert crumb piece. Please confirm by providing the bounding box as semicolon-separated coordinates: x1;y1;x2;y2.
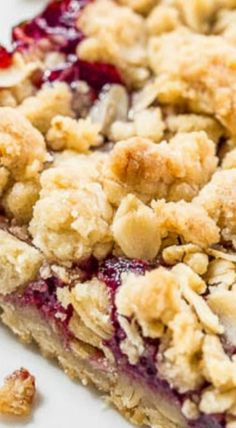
0;368;36;416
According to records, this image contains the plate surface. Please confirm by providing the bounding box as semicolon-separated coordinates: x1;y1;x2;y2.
0;2;131;427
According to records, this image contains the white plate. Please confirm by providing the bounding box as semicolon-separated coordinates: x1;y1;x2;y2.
0;2;131;427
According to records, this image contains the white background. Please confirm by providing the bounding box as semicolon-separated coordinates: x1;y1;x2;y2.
0;1;130;427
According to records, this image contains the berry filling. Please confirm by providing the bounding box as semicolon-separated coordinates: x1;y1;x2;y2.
12;0;88;54
0;46;13;69
39;58;123;91
6;0;123;93
19;276;73;343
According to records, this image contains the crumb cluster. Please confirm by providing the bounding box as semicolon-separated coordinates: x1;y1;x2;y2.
2;0;236;425
0;368;36;416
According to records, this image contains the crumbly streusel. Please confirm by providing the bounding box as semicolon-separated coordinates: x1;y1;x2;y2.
3;0;236;426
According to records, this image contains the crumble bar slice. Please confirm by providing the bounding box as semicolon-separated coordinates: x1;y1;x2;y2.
2;1;236;428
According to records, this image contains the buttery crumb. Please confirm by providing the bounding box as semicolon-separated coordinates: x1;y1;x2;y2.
0;368;36;416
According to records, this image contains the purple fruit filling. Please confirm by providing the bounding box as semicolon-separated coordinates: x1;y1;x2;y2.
0;46;12;69
98;256;153;296
8;0;123;92
12;0;89;54
20;276;73;342
39;57;123;91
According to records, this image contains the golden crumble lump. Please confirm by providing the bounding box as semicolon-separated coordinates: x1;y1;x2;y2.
0;107;47;186
181;252;209;275
2;180;40;224
200;388;236;415
0;230;43;295
40;150;106;192
163;244;209;276
195;169;236;246
116;267;183;338
47;115;102;152
104;132;217;205
18;82;74;134
108;107;165;142
71;278;113;340
77;0;149;86
182;399;199;420
214;9;236;45
153;199;220;249
30;182;113;263
222;148;236;169
162;243;203;264
173;0;219;33
108;121;136;142
146;4;181;36
148;29;236;136
133;107;165;142
112;194;161;260
29;157;113;263
166;114;224;144
159;308;204;393
0;368;36;417
202;334;236;390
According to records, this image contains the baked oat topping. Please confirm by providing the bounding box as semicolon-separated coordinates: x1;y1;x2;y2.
2;1;236;427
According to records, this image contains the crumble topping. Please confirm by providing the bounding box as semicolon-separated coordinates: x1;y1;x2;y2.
18;83;74;134
0;230;43;295
3;0;236;425
0;368;36;416
116;267;182;339
195;170;236;247
162;244;209;274
153;199;220;248
29;153;113;263
70;278;113;340
146;4;181;36
0;107;47;183
77;0;148;86
104;132;217;205
166;113;224;143
47;115;102;152
148;28;236;135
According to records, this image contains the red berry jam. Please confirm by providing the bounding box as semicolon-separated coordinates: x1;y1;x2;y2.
11;0;123;92
0;46;12;69
98;256;152;295
21;276;73;340
12;0;88;54
39;58;123;91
